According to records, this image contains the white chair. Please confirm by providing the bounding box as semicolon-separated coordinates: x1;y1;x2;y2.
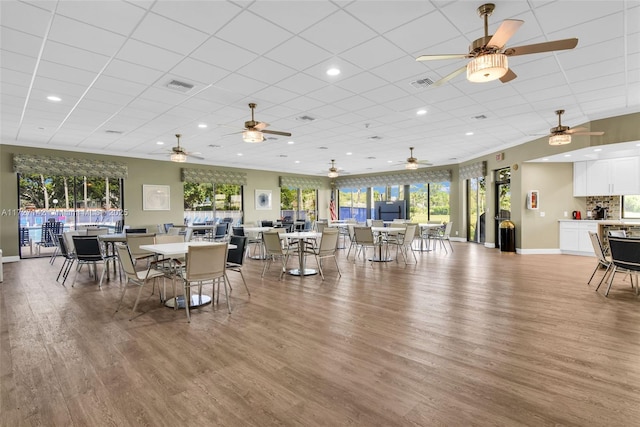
179;243;231;321
305;228;341;280
430;222;454;253
125;234;156;267
115;243;166;320
387;224;418;264
352;226;383;265
261;231;295;279
587;231;612;287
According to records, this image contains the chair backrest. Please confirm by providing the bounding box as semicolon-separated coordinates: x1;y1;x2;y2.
261;220;274;227
184;228;193;242
232;226;245;236
262;231;284;255
86;227;108;236
115;243;138;280
318;228;340;254
57;234;71;257
114;219;124;233
167;227;181;235
125;228;148;234
608;237;640;272
214;224;228;240
163;223;174;233
608;230;626;238
294;221;306;231
20;227;30;246
126;234;156;258
227;236;248;265
371;220;384;227
442;222;453;237
185;243;227;281
588;231;608;264
155;234;184;244
316;222;328;233
72;236;102;260
353;226;374;245
402;224;418;244
389;222;407;229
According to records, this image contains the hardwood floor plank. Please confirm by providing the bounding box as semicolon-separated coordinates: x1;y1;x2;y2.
2;242;639;426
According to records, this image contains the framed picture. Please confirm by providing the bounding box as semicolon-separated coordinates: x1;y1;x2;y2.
255;189;272;210
143;185;170;211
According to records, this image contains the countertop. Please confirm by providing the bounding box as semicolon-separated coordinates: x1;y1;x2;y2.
557;219;640;224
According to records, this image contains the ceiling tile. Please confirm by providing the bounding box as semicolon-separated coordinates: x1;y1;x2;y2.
132;12;209;55
150;1;242;35
55;0;146;36
116;39;183;71
191;36;258;72
300;10;377;54
215;11;292;55
48;15;126;57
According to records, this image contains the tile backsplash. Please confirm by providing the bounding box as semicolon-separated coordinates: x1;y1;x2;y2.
586;195;621;219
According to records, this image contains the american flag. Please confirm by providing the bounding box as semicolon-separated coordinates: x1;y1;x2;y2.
329;191;337;221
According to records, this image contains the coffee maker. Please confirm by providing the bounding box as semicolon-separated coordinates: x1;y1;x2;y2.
593;205;608;220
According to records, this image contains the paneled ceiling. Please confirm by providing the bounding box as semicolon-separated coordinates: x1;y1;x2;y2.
1;0;638;176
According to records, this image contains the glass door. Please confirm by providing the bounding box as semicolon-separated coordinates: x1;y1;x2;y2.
494;168;511;248
467;177;486;243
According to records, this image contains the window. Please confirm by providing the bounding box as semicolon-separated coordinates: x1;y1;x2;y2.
408;182;450;223
623;195;640;218
18;173;124;258
183;182;243;225
338;187;367;222
280;187;317;222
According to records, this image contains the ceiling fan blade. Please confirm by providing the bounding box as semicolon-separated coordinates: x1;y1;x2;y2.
505;38;578;57
431;65;467;87
565;127;588;134
188;153;205;160
499;68;517;83
488;19;524;49
416;53;468;62
255;122;269;131
571;131;605;136
262;129;292;137
222;131;243;136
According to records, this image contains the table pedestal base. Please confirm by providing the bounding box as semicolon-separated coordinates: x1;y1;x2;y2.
369;257;393;262
288;268;318;276
165;294;211;309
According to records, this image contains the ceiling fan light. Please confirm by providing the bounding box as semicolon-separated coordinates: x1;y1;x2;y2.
549;134;572;145
328;169;339;178
242;129;264;143
405;162;419;170
170;152;187;163
467;53;508;83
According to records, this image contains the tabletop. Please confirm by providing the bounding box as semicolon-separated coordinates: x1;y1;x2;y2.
140;241;234;257
282;231;321;239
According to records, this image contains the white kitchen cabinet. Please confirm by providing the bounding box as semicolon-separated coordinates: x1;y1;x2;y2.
573;161;587;196
559;221;598;255
585;157;640;196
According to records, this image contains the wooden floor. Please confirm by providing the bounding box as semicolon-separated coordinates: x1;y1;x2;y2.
1;241;639;426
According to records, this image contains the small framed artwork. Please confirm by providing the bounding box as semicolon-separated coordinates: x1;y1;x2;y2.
255;189;272;210
143;185;170;211
527;190;539;210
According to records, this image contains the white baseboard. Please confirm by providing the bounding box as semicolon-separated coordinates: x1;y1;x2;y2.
517;248;562;255
484;242;496;249
1;256;20;263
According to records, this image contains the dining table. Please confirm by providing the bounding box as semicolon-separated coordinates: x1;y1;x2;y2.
242;226;273;259
139;241;235;309
370;226;403;262
281;231;321;276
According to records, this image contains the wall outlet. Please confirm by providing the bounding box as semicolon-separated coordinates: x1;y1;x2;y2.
455;231;458;235
564;211;568;217
540;212;545;217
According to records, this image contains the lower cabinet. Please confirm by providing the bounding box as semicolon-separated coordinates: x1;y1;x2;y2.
559;221;598;255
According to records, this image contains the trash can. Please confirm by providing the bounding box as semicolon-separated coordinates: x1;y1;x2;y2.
499;220;516;252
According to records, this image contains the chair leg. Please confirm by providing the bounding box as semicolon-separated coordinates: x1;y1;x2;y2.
130;283;146;319
603;266;617;296
238;270;250;296
184;281;191;322
222;274;232;314
315;254;324;280
587;262;601;285
115;278;129;313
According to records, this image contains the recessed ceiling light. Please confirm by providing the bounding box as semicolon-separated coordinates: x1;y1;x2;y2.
465;131;474;136
593;148;602;152
237;153;243;156
198;123;207;128
295;160;300;164
288;141;294;145
542;158;549;161
416;109;427;116
346;152;352;155
326;68;340;76
156;141;164;145
387;160;393;163
564;154;571;157
47;95;61;102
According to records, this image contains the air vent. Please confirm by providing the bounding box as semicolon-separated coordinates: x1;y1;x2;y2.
105;130;123;134
208;144;222;148
296;115;316;122
471;114;488;120
368;136;382;140
265;136;278;140
278;154;288;158
366;156;376;160
317;146;328;150
166;79;194;93
409;77;434;89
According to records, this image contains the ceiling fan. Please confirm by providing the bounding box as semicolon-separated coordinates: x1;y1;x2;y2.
415;3;578;87
240;103;291;143
168;134;204;162
403;147;432;170
547;110;604;145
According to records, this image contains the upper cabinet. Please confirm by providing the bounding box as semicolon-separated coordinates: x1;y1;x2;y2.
575;157;640;196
